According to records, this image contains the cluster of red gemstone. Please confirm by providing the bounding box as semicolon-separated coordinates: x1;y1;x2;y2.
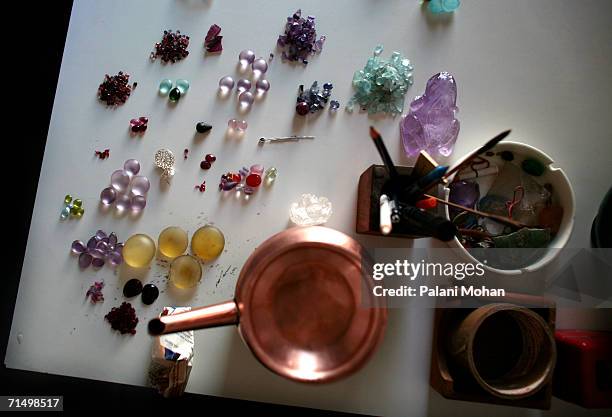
104;302;138;335
194;181;206;193
97;71;132;106
151;30;190;63
95;149;110;160
200;153;216;170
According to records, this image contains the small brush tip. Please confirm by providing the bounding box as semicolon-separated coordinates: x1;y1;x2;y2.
369;126;380;140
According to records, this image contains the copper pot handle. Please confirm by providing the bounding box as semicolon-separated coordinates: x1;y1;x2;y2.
148;300;239;335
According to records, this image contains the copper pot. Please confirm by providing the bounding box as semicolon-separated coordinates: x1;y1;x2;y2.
148;226;387;383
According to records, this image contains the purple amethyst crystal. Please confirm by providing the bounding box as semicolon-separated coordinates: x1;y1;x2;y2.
400;72;460;157
277;9;325;65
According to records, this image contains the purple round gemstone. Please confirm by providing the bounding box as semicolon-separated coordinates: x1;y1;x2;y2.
100;187;117;205
130;175;150;196
110;170;130;192
218;75;235;91
123;159;141;176
78;252;93;268
131;195;147;211
238;49;255;65
71;240;86;254
255;79;270;93
238;91;254;106
115;193;131;211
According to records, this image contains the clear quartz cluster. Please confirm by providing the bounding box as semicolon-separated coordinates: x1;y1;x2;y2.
347;45;414;115
289;194;333;226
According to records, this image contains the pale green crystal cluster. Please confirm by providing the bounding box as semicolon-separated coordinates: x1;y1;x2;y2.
347;45;414;115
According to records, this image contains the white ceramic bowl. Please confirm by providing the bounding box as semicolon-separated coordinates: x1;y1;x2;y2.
443;141;575;275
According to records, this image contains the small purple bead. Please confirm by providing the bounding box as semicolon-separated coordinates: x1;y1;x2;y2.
218;75;235;91
255;79;270;93
123;159;141;176
131;195;147;211
252;58;268;74
100;187;117;205
238;49;255;65
96;241;109;252
78;252;93;268
236;79;251;93
91;257;105;268
238;91;254;106
71;240;86;254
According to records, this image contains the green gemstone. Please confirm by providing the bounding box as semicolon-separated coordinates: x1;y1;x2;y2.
168;87;181;102
159;79;173;95
70;205;79;215
64;194;72;204
73;199;82;208
521;158;545;176
75;208;84;218
176;79;190;94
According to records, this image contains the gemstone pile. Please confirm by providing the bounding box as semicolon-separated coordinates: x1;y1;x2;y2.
159;79;189;103
295;81;336;115
129;117;149;134
347;45;414;115
200;153;216;170
97;71;132;106
61;194;84;220
71;229;123;269
99;159;150;212
86;281;105;304
204;24;223;53
277;9;325;65
150;30;190;63
219;164;265;195
105;302;138;335
400;72;460;157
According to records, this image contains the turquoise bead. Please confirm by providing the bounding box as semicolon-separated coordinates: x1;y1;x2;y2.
168;87;181;102
159;79;173;95
428;0;460;14
176;79;190;94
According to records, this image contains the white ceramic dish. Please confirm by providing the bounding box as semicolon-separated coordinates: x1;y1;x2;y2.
443;141;575;275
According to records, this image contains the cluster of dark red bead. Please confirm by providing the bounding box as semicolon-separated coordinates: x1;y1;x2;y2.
104;302;138;335
95;149;110;159
151;30;190;63
97;71;132;106
200;153;216;170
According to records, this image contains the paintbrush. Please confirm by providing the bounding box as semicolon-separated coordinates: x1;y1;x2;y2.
423;193;530;229
443;129;511;181
369;126;399;179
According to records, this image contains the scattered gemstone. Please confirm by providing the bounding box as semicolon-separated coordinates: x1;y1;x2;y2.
123;278;143;298
348;45;413;115
255;79;270;94
151;30;190;63
228;119;248;132
158;226;188;258
168;87;181;102
400;72;459;157
252;58;268;74
195;181;206;193
296;101;309;116
200;160;211;170
295;81;335;115
428;0;461;14
184;149;189;159
169;255;203;288
196;122;212;133
97;71;132;106
95;149;110;159
86;281;105;304
129;116;148;133
236;79;252;93
329;100;340;110
277;9;325;65
191;226;225;262
141;284;159;305
159;79;173;95
176;79;190;94
204;24;223;53
205;154;216;163
105;302;138;335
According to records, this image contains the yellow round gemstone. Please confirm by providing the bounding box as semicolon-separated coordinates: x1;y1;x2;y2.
64;195;72;204
73;199;83;208
158;226;188;259
169;255;202;289
191;225;225;261
123;233;156;268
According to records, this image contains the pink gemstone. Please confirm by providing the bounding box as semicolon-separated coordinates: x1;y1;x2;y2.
250;164;264;174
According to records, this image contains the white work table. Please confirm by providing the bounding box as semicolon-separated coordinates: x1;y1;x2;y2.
6;1;612;416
